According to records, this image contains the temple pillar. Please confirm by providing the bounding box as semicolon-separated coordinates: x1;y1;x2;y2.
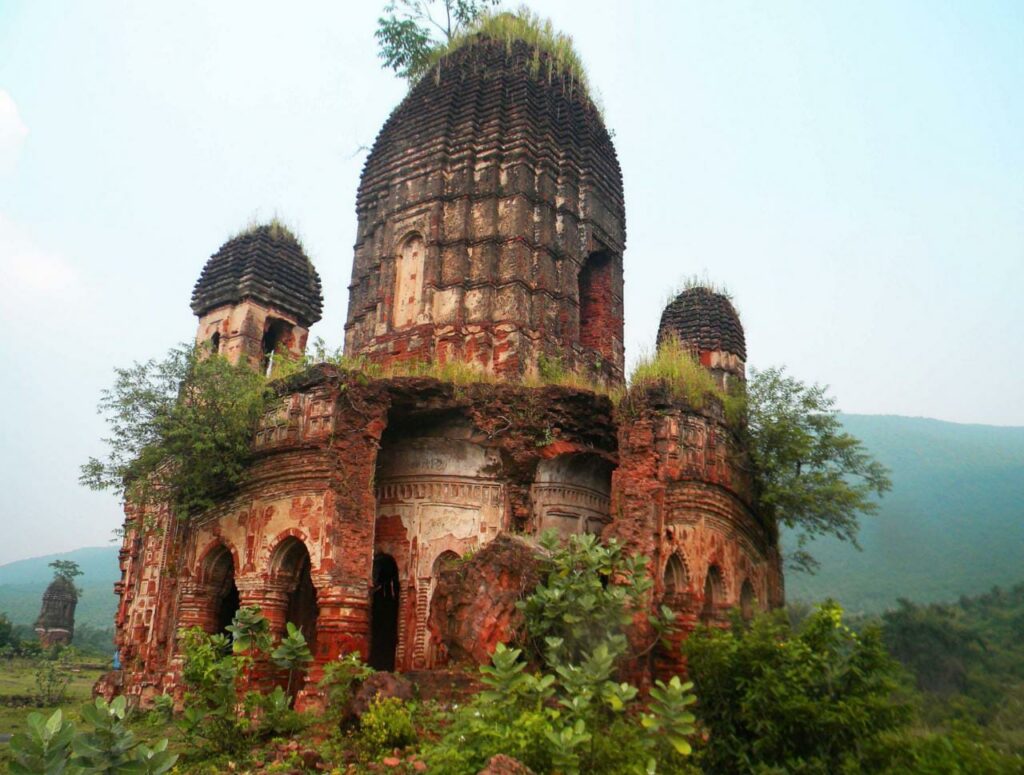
177;580;214;632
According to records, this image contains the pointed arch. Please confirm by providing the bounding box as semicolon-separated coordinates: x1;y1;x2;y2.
663;553;689;604
199;541;239;635
393;232;426;329
701;565;725;624
268;535;319;649
740;579;757;621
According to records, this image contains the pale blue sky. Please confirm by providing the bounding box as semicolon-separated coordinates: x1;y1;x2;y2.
0;1;1021;564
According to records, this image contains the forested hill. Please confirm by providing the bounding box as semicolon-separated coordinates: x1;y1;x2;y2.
0;545;120;629
786;414;1024;612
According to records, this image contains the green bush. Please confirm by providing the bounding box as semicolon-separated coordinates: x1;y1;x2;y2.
270;622;313;698
425;534;697;775
8;708;75;775
359;696;416;756
9;699;177;775
34;647;74;705
318;651;375;721
178;606;315;756
862;725;1024;774
81;344;275;517
684;602;911;773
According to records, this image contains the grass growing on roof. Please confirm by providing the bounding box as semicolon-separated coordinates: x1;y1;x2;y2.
423;7;594;102
231;216;301;244
664;276;735;307
274;338;619;397
624;336;745;423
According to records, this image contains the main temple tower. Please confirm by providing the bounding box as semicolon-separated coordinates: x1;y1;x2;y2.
345;38;626;385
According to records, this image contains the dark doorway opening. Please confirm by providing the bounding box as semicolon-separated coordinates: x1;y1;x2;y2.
287;553;319;648
370;554;400;671
207;545;239;635
701;565;723;624
740;580;756;621
272;538;319;651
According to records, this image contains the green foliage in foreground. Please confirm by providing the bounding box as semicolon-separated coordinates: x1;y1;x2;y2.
177;606;309;756
425;533;696;774
80;345;275;518
9;698;177;775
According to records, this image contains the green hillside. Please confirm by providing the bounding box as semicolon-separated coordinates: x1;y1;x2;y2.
0;545;120;629
787;414;1024;612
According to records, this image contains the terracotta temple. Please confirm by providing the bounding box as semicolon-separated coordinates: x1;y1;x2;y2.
104;35;783;707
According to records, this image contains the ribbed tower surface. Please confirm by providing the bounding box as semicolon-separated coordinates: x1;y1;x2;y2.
345;37;626;384
658;287;747;362
191;225;324;328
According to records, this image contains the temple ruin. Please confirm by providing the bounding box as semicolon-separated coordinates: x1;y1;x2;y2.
106;33;783;706
35;575;78;648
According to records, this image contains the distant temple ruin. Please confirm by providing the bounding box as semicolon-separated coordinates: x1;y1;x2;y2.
35;575;78;648
106;34;783;706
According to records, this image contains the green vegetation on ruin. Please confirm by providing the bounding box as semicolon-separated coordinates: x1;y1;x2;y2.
230;216;302;244
622;335;742;420
424;8;593;98
376;2;596;104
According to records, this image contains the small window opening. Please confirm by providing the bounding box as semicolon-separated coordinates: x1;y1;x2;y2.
210;332;221;353
262;318;291;375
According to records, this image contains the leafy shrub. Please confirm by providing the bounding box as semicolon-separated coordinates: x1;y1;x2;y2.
149;693;174;726
178;606;314;755
8;708;75;775
426;534;697;774
34;647;74;705
861;725;1024;774
252;685;307;737
359;696;417;756
9;699;177;775
81;344;275;517
271;622;313;697
318;651;375;721
684;602;911;773
178;627;248;753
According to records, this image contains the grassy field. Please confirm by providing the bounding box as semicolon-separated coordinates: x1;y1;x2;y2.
0;656;177;769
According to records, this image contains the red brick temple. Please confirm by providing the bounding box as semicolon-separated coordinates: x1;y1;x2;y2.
105;35;783;707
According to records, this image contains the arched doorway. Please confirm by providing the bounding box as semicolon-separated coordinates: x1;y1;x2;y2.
701;565;724;624
204;544;239;635
270;537;319;650
370;554;400;671
663;554;688;607
740;579;757;621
